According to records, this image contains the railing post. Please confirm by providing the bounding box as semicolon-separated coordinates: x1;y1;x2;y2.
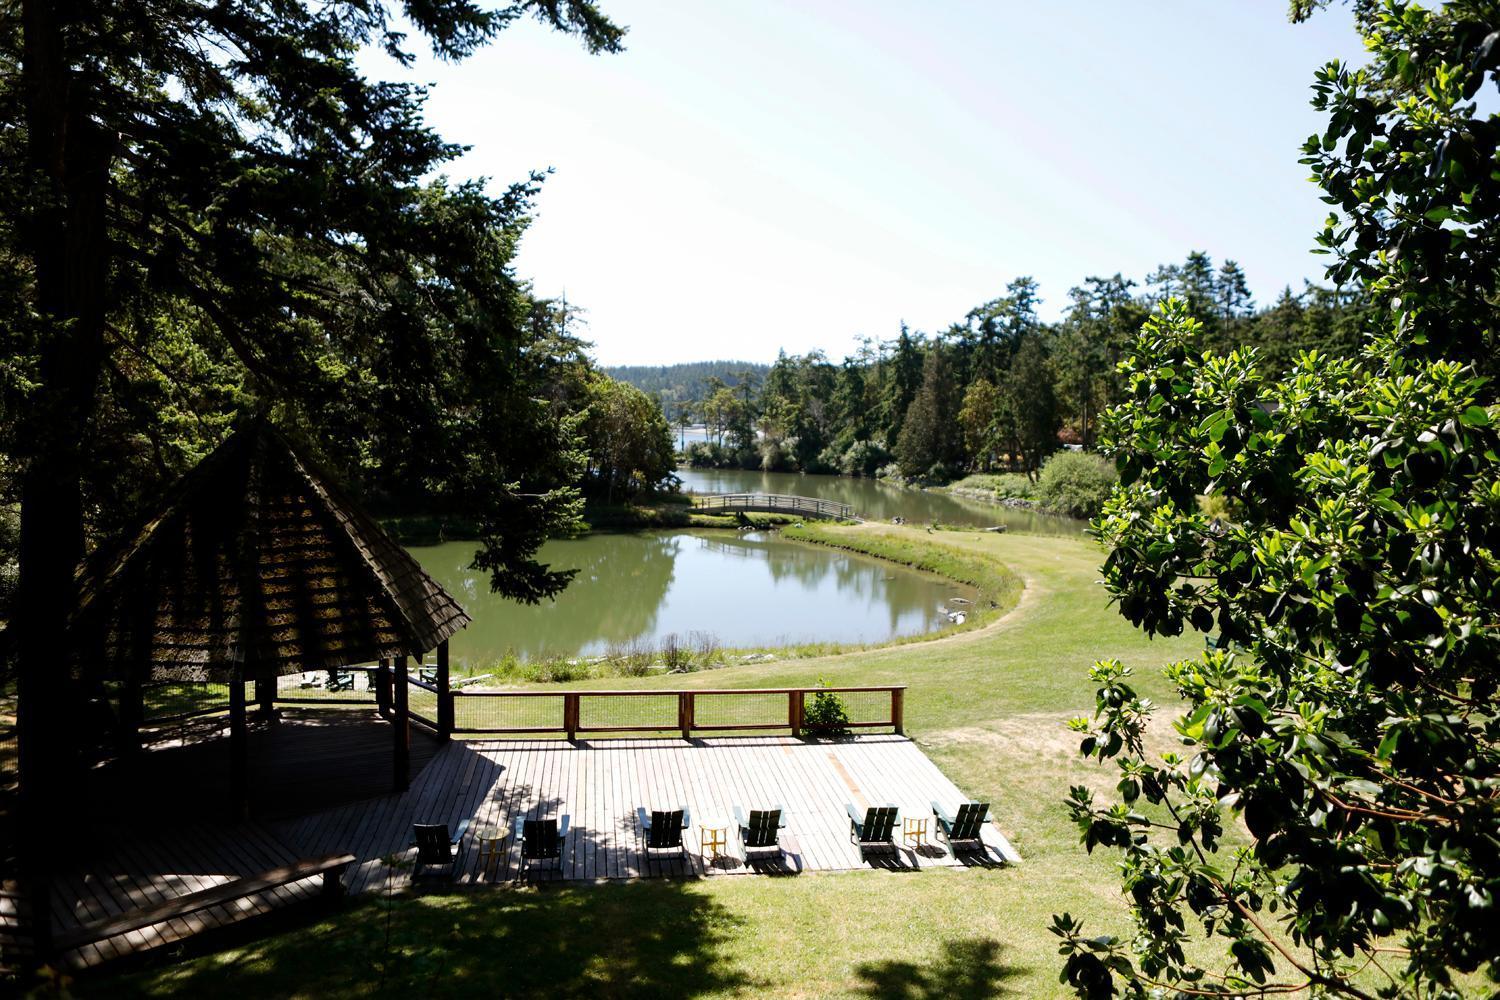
679;692;694;739
790;689;805;738
564;692;579;741
436;640;452;740
891;687;905;736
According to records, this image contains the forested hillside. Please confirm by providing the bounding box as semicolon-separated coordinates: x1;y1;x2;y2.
603;361;771;414
675;252;1371;483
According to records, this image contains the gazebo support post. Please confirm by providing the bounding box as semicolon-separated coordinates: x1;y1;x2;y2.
118;671;143;756
376;658;391;717
436;640;452;740
229;670;249;821
254;674;276;720
392;654;409;791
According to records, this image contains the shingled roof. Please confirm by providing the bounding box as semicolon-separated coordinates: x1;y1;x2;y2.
73;419;470;682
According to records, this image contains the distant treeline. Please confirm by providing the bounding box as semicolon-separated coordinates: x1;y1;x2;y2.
603;361;771;412
637;252;1372;483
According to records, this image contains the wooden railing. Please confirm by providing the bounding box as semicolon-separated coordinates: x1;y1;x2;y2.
693;493;857;521
446;685;905;739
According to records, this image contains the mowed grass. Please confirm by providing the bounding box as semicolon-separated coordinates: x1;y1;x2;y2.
92;525;1204;999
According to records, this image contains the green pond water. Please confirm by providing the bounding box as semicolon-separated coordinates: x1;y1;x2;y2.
410;530;976;669
674;467;1088;534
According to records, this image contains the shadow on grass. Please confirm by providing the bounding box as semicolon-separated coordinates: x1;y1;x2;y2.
87;879;758;999
854;937;1020;999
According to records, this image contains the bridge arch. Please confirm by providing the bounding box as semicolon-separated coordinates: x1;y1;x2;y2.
692;493;862;522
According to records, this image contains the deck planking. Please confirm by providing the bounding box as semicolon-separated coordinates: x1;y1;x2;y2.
268;733;1018;892
34;720;1018;971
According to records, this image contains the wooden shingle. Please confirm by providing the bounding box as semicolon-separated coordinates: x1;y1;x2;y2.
72;420;470;682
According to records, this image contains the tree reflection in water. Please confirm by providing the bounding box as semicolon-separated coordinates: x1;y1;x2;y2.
411;530;974;669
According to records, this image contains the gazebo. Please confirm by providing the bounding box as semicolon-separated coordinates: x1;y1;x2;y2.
70;417;471;818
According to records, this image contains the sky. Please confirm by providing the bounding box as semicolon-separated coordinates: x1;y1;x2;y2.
364;2;1368;366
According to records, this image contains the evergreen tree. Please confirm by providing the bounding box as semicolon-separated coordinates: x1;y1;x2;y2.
894;346;963;479
881;324;926;448
998;334;1059;477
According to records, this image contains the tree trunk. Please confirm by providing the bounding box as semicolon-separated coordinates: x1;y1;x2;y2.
17;0;114;958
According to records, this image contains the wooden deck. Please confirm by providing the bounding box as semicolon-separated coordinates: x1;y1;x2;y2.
33;718;1017;969
269;734;1018;890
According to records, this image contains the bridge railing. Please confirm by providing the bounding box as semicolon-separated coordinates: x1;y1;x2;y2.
693;492;855;521
447;684;905;738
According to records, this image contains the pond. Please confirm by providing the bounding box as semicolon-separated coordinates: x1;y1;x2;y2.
410;530;976;669
674;467;1088;535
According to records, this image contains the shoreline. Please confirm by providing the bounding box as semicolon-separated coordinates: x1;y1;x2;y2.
459;522;1025;688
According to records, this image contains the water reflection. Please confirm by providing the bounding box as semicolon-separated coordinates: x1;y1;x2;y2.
675;468;1087;534
409;530;975;668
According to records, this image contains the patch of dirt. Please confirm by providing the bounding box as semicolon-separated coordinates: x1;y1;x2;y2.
921;710;1186;801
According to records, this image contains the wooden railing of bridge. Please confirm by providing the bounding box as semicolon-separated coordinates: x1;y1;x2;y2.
693;492;859;521
446;684;905;739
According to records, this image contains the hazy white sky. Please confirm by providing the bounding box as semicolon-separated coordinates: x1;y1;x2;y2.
366;2;1367;365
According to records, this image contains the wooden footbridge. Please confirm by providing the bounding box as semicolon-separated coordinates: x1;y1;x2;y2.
693;492;862;522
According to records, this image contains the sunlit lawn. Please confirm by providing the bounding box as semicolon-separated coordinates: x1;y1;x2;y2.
91;525;1204;998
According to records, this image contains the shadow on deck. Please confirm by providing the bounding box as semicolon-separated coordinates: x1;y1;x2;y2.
26;714;1017;972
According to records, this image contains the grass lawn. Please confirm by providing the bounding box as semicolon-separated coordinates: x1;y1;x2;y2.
89;524;1204;999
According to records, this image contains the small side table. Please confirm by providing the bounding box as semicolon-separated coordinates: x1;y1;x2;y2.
476;824;510;878
699;820;729;861
902;815;929;849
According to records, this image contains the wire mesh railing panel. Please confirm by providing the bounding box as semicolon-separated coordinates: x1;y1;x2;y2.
827;689;894;727
142;681;232;721
579;694;678;731
274;668;378;702
693;691;789;730
452;694;564;733
407;681;439;726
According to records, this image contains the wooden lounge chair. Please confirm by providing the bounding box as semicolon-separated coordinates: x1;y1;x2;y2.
735;805;787;857
846;804;898;856
520;816;569;872
410;819;470;876
931;800;990;853
326;668;355;692
637;806;690;858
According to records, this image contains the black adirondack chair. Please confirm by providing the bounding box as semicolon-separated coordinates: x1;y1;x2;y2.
409;819;470;876
520;816;569;873
326;668;355;692
735;805;787;857
931;800;990;853
637;806;690;858
846;804;898;856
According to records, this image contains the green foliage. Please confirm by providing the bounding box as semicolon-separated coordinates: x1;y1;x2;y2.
4;0;629;617
802;681;851;739
1058;296;1500;995
577;372;676;502
895;347;964;479
1033;452;1116;519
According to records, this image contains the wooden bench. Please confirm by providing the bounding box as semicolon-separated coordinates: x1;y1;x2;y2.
55;853;355;952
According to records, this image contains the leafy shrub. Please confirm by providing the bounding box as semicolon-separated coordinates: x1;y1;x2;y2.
1034;450;1116;518
660;632;693;672
524;657;593;683
990;473;1037;501
689;630;722;666
802;680;851;738
1197;492;1239;523
840;440;890;477
875;462;904;482
684;441;728;467
924;462;956;484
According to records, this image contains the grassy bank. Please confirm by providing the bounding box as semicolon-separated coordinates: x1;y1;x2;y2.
93;525;1205;999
